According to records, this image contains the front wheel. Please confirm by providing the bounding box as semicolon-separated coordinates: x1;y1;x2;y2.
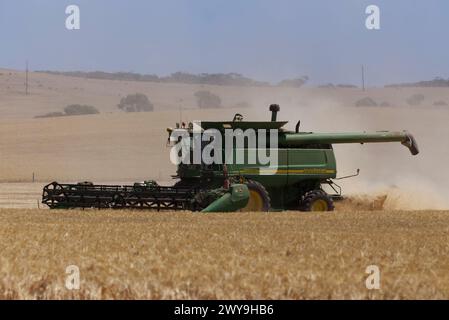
300;190;334;212
240;180;271;212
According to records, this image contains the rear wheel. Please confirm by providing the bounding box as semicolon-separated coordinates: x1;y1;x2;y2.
300;190;334;212
241;180;271;212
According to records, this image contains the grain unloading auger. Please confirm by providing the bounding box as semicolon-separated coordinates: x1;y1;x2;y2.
279;131;418;155
42;105;418;212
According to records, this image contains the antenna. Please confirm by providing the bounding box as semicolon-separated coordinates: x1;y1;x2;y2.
25;60;29;95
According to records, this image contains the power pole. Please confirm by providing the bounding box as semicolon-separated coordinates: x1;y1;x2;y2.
25;60;29;95
361;65;365;91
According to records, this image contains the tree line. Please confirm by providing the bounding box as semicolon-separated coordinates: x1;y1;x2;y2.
37;70;309;88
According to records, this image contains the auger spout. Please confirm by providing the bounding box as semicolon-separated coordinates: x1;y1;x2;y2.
279;131;419;155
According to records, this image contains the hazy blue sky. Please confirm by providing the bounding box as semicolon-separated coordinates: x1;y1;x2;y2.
0;0;447;85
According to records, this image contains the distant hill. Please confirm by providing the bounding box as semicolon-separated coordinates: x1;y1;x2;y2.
386;77;449;88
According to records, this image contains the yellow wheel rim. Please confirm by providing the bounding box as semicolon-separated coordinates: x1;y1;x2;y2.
310;199;328;211
241;190;264;212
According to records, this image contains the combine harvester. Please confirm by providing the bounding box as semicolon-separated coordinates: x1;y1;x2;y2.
42;105;419;212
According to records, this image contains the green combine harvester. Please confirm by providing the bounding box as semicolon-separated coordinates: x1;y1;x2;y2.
42;105;419;212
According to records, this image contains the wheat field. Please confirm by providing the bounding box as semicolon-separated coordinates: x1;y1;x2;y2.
1;208;448;299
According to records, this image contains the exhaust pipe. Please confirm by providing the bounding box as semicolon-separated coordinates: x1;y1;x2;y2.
269;104;280;122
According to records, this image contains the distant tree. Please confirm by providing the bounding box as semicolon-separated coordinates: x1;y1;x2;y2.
169;72;200;84
386;77;449;88
194;91;222;109
278;76;309;88
64;104;99;116
318;83;335;89
355;97;378;107
117;93;154;112
433;100;448;107
406;94;425;106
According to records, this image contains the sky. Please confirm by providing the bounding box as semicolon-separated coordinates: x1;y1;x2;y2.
0;0;448;86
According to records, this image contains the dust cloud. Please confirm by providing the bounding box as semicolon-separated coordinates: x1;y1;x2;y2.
277;92;449;210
